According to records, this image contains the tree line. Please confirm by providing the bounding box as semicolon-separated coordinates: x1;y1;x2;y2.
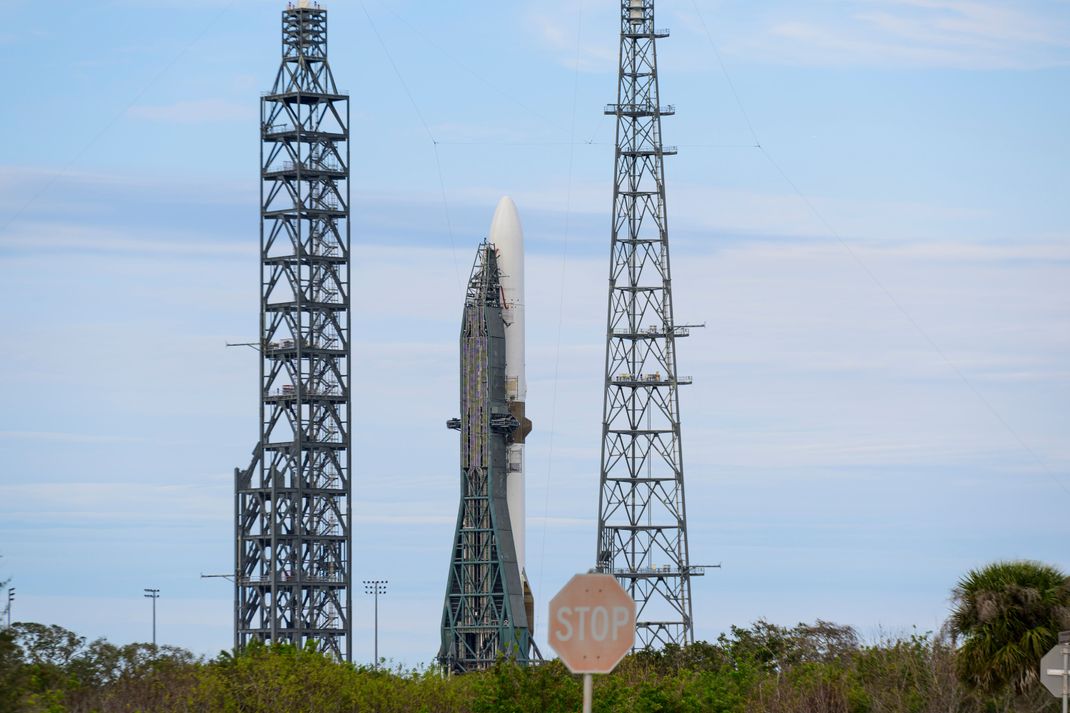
0;559;1066;712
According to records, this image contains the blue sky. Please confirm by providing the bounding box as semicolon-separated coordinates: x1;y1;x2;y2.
1;0;1068;667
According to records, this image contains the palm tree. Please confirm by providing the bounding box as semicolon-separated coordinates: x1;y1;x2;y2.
949;560;1070;695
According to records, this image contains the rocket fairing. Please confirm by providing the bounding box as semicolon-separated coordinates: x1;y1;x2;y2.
488;199;529;563
488;197;536;627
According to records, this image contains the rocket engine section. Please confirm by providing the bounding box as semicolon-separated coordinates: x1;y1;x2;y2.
439;220;533;673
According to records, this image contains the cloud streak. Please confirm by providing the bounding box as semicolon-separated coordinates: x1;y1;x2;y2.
0;222;254;258
127;99;253;124
0;431;146;444
525;0;618;73
722;0;1070;69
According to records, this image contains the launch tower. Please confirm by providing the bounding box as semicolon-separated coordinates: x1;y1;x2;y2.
440;242;532;673
235;2;352;660
595;0;701;649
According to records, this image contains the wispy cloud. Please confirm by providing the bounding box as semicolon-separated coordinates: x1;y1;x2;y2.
127;98;253;124
530;515;591;529
0;482;225;526
525;1;617;73
724;0;1070;69
0;431;144;444
0;222;254;258
0;165;253;220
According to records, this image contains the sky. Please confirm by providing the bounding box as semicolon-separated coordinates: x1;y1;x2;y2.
1;0;1068;667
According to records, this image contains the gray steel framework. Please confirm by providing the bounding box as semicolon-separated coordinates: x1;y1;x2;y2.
595;0;701;649
235;4;352;661
439;243;531;673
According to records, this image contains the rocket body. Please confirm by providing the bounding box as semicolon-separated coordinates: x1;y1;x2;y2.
488;197;531;589
439;200;536;669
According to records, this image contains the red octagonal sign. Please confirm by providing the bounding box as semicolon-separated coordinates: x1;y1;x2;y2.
548;573;636;674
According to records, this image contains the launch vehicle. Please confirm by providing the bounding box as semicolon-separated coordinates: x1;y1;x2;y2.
439;198;535;672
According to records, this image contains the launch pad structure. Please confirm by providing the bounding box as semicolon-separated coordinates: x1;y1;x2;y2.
234;3;352;661
595;0;702;650
225;0;703;667
440;236;536;673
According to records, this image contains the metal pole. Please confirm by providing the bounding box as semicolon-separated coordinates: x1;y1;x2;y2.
582;673;593;713
144;589;159;647
1062;644;1068;713
362;580;386;668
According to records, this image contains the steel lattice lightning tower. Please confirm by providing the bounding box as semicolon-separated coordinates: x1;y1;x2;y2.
235;2;352;661
595;0;702;649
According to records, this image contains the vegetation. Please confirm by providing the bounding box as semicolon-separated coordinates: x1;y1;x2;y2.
949;560;1070;696
0;560;1065;712
0;619;1060;713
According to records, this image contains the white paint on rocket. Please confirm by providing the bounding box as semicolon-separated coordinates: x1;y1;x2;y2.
488;196;527;575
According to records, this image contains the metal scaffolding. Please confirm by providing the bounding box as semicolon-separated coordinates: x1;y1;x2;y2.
595;0;701;649
439;243;532;673
235;3;352;661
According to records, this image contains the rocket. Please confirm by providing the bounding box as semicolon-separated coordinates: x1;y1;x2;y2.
488;196;536;627
439;198;536;669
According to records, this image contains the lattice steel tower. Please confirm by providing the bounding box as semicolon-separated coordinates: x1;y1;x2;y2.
235;2;352;661
595;0;701;649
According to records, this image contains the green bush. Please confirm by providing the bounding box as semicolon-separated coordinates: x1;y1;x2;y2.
0;618;1061;712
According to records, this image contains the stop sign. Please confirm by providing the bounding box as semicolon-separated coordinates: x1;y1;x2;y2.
1040;642;1070;698
548;573;636;674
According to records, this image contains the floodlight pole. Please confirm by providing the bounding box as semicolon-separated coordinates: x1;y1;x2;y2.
144;588;160;646
362;580;387;667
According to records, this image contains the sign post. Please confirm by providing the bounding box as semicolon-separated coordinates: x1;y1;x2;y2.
1040;632;1070;713
548;573;636;713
